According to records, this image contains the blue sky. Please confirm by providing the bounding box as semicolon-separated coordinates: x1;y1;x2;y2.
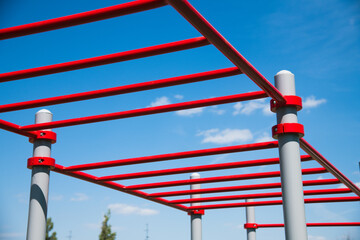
0;0;359;239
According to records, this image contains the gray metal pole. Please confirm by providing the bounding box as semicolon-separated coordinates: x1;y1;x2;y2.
26;109;53;240
274;70;308;240
245;199;256;240
190;173;202;240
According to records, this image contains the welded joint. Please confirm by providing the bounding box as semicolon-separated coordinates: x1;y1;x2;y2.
188;209;205;215
272;123;304;139
270;95;302;113
29;130;57;144
244;223;258;229
27;156;55;169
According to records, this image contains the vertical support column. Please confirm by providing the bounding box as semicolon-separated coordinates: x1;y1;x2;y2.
245;199;256;240
26;109;53;240
274;70;308;240
190;173;202;240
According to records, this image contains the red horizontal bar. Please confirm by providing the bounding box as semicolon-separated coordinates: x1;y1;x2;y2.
52;164;188;212
187;196;360;210
0;0;167;40
257;222;360;228
0;119;37;138
20;91;268;131
167;0;286;104
0;67;241;113
100;155;312;182
149;178;339;197
300;138;360;197
126;165;323;190
0;37;209;82
170;188;351;204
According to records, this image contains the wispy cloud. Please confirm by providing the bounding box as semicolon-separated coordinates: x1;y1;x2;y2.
302;96;326;109
174;94;184;100
233;99;272;116
197;128;253;144
0;232;24;238
148;96;171;107
70;193;89;202
176;107;204;117
255;132;273;143
210;106;226;115
308;235;326;240
337;182;360;189
108;203;158;216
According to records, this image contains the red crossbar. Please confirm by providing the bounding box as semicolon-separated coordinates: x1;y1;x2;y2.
0;37;209;82
170;188;352;204
125;166;324;190
0;67;241;113
257;222;360;228
148;179;340;197
0;0;167;40
20;91;268;131
300;138;360;197
0;119;37;138
167;0;285;103
187;196;360;210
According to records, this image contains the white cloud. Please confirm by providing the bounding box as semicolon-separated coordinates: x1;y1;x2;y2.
174;94;184;100
210;106;226;115
308;235;326;240
197;128;253;144
302;96;326;108
255;132;273;143
50;194;64;201
337;182;360;189
176;107;203;116
148;96;171;107
0;232;24;238
233;99;272;116
108;203;159;216
70;193;89;202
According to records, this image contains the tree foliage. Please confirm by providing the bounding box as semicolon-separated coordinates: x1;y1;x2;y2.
99;210;116;240
46;218;57;240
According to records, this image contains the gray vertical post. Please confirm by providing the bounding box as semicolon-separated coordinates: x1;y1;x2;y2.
26;109;53;240
245;199;256;240
190;173;202;240
274;70;308;240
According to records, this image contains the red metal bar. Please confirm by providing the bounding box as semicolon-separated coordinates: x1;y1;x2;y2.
0;67;241;113
300;138;360;197
99;155;309;182
0;119;37;138
126;166;324;190
65;141;279;171
52;164;188;212
170;188;352;204
0;0;167;40
167;0;285;103
0;37;209;82
187;196;360;210
20;91;268;131
257;222;360;228
149;179;340;197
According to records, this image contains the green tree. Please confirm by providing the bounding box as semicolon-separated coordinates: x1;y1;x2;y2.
46;218;57;240
99;210;116;240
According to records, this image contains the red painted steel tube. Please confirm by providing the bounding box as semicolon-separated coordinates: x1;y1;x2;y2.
256;222;360;228
0;37;209;82
0;0;167;40
65;141;278;171
0;119;37;138
0;67;241;113
167;0;285;103
20;91;268;131
125;166;323;190
99;155;309;182
149;179;340;197
170;188;352;204
52;164;188;212
187;196;360;210
300;138;360;197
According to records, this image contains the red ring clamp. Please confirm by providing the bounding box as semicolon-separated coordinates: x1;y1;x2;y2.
188;209;205;215
29;130;57;144
27;157;55;169
270;95;302;113
244;223;258;229
272;123;304;139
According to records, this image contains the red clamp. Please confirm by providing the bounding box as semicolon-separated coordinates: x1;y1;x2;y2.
272;123;304;139
244;223;258;229
270;95;302;113
29;130;57;144
27;157;55;169
188;209;205;215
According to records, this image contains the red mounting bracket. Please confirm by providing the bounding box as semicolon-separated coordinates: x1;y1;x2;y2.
270;95;302;113
187;209;205;215
27;156;55;169
272;123;304;139
244;223;258;229
29;130;57;144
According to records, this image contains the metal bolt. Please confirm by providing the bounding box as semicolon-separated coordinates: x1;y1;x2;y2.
38;159;44;163
40;132;45;136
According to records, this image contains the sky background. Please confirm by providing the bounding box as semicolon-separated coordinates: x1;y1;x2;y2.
0;0;359;240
